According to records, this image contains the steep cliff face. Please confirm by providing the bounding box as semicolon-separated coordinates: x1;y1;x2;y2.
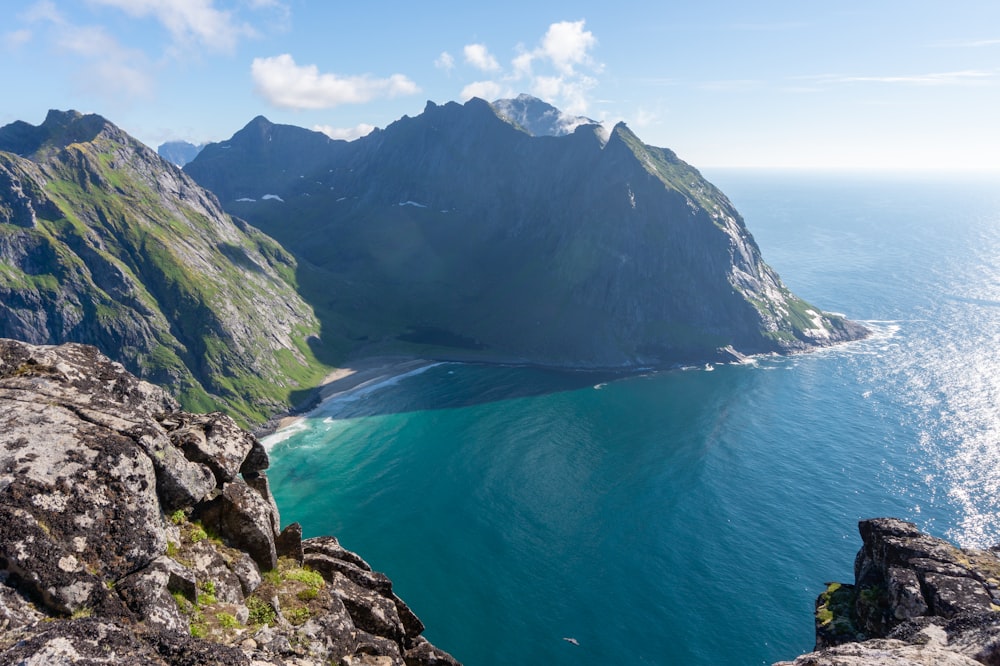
187;97;867;368
0;338;458;665
775;518;1000;666
0;111;329;424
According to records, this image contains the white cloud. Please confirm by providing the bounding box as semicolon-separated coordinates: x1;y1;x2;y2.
530;74;596;115
88;0;254;52
463;43;500;72
313;123;376;140
511;49;533;79
252;54;419;109
460;80;507;102
447;20;602;115
435;51;455;71
539;20;596;75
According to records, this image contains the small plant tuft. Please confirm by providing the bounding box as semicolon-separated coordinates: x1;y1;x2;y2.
285;567;325;590
286;606;310;626
246;595;277;627
216;612;240;629
70;607;93;620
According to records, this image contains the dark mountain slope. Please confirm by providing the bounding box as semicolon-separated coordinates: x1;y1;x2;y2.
186;96;867;368
0;110;329;423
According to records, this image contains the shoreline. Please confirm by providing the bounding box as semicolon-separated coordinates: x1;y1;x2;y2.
253;324;881;441
254;356;439;440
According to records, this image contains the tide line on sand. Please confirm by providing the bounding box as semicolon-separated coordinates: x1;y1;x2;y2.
260;357;440;449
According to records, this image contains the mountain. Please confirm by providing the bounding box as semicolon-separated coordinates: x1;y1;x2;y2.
186;96;867;368
157;140;206;167
491;93;599;137
0;110;329;424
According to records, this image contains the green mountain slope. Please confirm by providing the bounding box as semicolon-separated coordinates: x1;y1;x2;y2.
186;97;867;368
0;110;329;424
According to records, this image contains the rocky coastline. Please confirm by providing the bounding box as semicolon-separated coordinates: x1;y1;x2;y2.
0;338;460;665
776;518;1000;665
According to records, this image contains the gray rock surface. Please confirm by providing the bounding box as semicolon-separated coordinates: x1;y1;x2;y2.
777;518;1000;665
0;339;459;665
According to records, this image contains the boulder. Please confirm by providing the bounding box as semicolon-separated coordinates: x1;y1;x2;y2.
0;339;459;665
777;518;1000;665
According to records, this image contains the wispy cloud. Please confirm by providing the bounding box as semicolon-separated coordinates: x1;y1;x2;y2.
21;1;154;99
87;0;262;53
698;79;764;92
251;54;420;109
804;70;997;86
2;28;32;51
930;38;1000;48
10;0;290;104
448;20;602;116
725;21;809;32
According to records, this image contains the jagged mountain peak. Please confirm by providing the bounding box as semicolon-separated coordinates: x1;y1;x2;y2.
491;94;600;137
0;109;121;158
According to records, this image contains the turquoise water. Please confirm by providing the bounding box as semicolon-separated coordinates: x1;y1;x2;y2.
264;171;1000;665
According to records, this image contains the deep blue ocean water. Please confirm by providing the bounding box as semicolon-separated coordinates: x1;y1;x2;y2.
263;171;1000;665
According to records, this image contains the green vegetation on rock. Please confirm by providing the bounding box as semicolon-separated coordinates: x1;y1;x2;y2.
0;110;330;424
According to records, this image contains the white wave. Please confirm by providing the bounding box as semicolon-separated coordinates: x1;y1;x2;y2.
259;418;310;450
262;194;284;202
320;362;446;409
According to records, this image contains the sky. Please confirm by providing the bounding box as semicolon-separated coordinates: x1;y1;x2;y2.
2;0;1000;170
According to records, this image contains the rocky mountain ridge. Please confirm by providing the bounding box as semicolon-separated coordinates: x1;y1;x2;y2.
0;110;329;424
0;337;459;665
186;96;867;369
776;518;1000;665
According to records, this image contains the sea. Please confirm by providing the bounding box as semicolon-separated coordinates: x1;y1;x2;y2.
262;170;1000;665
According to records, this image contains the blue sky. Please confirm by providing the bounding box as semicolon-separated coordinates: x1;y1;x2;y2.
2;0;999;170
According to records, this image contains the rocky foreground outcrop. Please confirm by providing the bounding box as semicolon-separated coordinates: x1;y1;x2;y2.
0;338;459;665
775;518;1000;665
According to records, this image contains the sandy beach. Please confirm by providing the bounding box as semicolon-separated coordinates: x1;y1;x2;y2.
268;356;438;434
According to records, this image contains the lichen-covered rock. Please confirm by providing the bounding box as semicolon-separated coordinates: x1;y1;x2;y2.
0;339;459;665
0;618;169;665
162;412;257;484
777;518;1000;665
774;637;983;666
115;555;197;634
404;636;463;666
275;522;304;563
219;481;279;571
